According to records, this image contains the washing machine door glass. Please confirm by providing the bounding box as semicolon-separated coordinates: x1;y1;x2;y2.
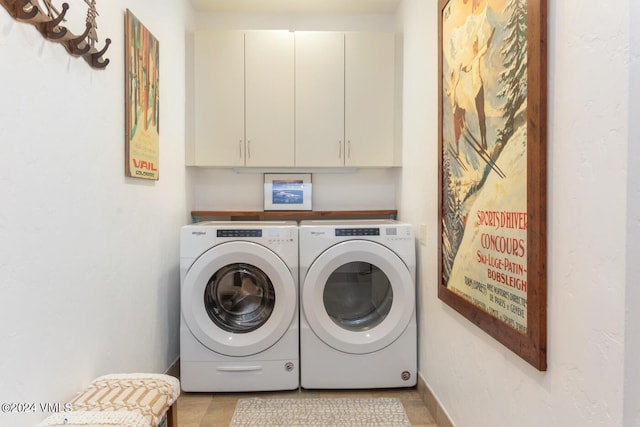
323;262;392;331
302;240;414;355
205;263;275;333
182;241;296;357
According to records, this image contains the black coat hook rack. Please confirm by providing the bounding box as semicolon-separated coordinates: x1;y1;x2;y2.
1;0;111;69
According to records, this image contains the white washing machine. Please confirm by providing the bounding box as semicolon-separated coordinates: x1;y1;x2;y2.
299;220;417;389
180;221;299;392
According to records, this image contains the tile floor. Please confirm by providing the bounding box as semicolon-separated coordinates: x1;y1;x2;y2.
177;387;438;426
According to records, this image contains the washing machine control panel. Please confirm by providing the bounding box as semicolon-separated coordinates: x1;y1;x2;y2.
214;228;295;246
217;229;262;238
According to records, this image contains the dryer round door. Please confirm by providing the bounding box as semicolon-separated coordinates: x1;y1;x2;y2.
302;240;414;354
182;241;296;357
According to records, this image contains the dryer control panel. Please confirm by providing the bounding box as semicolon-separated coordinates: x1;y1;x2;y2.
333;226;413;242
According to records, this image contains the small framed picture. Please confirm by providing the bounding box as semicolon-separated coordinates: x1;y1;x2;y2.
264;173;312;211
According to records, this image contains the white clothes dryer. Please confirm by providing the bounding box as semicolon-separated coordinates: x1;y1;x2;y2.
299;220;417;389
180;221;298;392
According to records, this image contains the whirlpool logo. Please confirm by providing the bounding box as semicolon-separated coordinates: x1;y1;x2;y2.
310;231;326;236
191;231;207;236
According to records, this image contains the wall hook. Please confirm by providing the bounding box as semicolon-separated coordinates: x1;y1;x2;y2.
86;37;110;69
40;1;68;40
66;22;92;55
13;0;39;21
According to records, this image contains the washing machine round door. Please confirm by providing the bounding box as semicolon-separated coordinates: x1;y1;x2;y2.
182;241;296;357
302;240;414;354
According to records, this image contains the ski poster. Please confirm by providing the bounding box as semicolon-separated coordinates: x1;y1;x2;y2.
438;0;547;369
125;10;160;180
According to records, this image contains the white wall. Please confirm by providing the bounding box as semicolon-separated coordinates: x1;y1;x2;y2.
399;0;634;426
0;2;192;425
192;168;397;211
187;12;401;213
624;2;640;426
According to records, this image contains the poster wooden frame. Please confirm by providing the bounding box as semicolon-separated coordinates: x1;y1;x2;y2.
437;0;547;370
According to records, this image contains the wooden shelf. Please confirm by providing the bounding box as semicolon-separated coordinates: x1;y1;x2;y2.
191;210;398;222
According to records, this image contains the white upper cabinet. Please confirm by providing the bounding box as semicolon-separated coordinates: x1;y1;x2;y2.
345;32;396;167
192;30;396;168
193;30;295;167
296;31;397;168
295;32;345;167
193;31;245;166
245;31;295;167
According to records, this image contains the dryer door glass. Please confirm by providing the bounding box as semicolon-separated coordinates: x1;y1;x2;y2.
323;261;393;331
204;263;275;333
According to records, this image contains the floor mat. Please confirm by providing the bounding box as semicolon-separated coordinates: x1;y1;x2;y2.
230;397;412;427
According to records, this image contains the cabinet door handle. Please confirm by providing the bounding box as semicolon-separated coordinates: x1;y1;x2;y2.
239;140;243;158
339;140;343;159
347;140;351;159
247;140;251;159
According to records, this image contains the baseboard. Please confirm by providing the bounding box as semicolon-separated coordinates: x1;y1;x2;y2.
165;357;180;379
416;373;454;427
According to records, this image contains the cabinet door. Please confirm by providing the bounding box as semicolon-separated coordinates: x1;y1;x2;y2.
245;31;295;167
295;32;345;167
194;31;245;166
345;32;395;167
